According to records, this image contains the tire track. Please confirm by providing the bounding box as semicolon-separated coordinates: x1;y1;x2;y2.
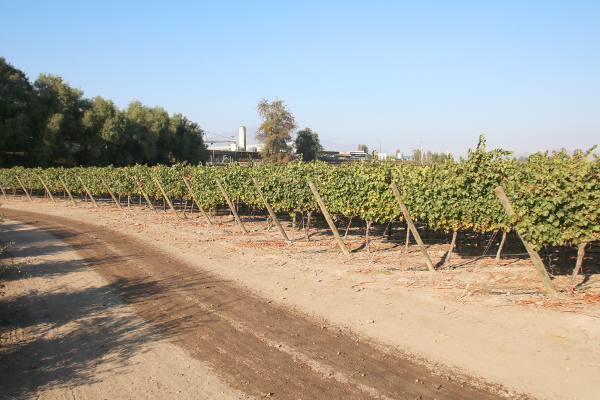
4;209;509;400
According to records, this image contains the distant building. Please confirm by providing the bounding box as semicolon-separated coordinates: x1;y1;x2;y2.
206;150;262;165
318;151;369;163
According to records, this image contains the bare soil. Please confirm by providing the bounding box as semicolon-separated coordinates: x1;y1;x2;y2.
1;196;599;400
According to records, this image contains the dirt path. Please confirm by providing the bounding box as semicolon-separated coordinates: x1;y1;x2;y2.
0;216;256;400
1;199;600;399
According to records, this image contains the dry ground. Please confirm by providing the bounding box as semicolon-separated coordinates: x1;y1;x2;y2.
1;195;599;399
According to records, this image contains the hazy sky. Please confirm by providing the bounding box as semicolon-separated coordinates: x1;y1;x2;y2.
2;0;598;157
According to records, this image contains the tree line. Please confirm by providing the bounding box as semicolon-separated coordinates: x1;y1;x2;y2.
0;57;207;168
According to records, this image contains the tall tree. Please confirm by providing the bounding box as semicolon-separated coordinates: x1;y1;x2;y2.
0;57;36;166
80;96;128;166
430;152;452;164
123;100;160;164
255;98;297;163
358;143;368;153
295;127;323;162
412;148;422;164
32;73;90;166
169;113;207;165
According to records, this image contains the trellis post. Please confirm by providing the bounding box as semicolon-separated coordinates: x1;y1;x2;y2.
59;177;77;206
154;177;180;219
37;175;56;204
494;186;557;297
182;176;212;225
78;176;99;207
15;175;33;202
216;178;247;233
390;182;435;272
253;177;289;241
100;177;124;211
307;181;349;255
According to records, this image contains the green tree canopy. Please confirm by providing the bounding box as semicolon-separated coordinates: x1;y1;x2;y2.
0;57;36;166
255;98;297;163
295;127;323;162
0;57;207;167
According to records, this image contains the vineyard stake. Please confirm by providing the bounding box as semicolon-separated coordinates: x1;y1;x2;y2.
494;186;557;297
153;177;180;219
344;216;353;238
390;182;435;272
181;176;212;225
58;176;77;206
365;220;372;253
305;210;313;240
495;230;507;264
253;177;289;241
14;175;33;202
77;176;99;208
37;175;56;204
133;176;157;214
216;178;247;233
444;230;458;266
307;181;350;255
570;241;589;289
100;177;124;211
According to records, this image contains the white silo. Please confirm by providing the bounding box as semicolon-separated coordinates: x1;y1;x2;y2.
238;126;246;151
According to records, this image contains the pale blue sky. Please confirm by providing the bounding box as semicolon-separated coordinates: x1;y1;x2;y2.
2;0;598;157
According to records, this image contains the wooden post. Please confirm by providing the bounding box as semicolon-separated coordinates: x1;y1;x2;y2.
58;177;77;206
133;176;157;213
253;177;289;241
570;241;589;289
390;182;435;272
307;181;350;255
37;175;56;204
182;177;212;225
365;220;372;253
77;176;99;208
153;177;180;219
14;175;33;202
494;186;557;297
495;230;508;263
444;230;458;266
100;177;124;211
216;178;247;233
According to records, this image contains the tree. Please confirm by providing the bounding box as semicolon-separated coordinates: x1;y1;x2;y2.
0;57;207;167
295;128;323;162
0;57;36;166
80;96;128;166
412;148;422;164
430;152;452;164
31;73;91;166
255;98;297;163
169;113;207;165
358;143;368;153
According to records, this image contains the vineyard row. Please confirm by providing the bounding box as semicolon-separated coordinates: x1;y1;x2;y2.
1;140;598;253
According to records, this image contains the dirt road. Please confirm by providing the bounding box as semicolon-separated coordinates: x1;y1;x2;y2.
1;208;506;399
1;200;599;399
